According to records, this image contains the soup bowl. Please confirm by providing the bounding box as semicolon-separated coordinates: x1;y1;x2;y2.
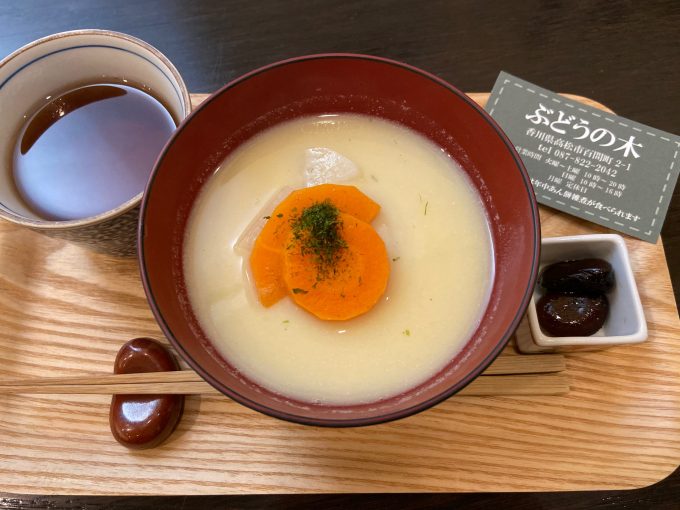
139;54;540;426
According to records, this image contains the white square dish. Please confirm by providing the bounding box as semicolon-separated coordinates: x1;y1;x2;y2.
517;234;647;353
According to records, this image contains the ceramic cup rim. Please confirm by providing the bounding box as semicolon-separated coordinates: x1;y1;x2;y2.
0;28;191;230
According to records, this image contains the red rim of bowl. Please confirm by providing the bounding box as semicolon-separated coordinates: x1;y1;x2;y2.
138;53;541;427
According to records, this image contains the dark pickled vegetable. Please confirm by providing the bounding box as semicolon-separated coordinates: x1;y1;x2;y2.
539;258;614;294
109;338;184;449
537;292;608;337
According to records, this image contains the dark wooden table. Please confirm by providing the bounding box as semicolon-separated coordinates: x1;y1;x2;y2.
1;1;678;508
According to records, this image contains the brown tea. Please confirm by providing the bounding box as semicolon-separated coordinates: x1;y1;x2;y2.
12;83;176;221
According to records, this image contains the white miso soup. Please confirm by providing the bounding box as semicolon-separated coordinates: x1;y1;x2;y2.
184;114;493;405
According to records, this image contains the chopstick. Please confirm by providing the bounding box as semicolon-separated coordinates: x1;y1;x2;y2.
459;374;569;396
0;353;566;387
0;354;568;396
482;354;566;375
0;374;569;396
0;370;201;387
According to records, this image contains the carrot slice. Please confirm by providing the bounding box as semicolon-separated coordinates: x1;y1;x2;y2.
249;185;388;315
257;184;380;251
282;212;389;321
249;238;287;307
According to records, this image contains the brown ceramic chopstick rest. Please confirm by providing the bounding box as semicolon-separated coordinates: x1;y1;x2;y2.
109;338;184;449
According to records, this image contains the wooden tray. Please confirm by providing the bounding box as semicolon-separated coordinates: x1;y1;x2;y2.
1;93;678;495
